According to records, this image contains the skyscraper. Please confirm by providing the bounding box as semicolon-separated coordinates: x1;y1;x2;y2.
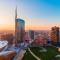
15;7;25;44
50;26;59;43
29;30;35;40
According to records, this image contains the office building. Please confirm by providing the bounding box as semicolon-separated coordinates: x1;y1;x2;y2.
29;30;35;40
15;7;25;44
50;26;59;43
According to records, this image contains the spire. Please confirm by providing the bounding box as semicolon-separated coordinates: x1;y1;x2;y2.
15;6;17;20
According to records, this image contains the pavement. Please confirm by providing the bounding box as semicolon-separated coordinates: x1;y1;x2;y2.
13;42;29;60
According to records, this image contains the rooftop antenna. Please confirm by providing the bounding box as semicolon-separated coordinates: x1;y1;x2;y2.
15;6;17;20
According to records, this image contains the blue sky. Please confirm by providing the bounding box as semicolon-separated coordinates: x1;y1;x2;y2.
0;0;60;30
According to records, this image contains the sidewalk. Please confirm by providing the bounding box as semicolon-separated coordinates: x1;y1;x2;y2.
28;48;41;60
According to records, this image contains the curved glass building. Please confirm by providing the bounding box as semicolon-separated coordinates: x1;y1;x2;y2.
15;18;25;43
15;8;25;44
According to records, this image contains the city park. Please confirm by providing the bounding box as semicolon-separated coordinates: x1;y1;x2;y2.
22;45;60;60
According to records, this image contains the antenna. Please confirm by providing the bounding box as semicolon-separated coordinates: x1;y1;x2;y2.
15;6;17;20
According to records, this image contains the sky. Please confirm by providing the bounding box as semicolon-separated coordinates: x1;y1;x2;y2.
0;0;60;31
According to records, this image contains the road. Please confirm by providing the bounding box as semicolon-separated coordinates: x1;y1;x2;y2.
13;42;29;60
16;50;26;60
13;40;34;60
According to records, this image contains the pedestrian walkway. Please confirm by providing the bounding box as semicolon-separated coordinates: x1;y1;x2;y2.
28;48;41;60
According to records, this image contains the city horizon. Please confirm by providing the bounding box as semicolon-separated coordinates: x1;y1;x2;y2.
0;0;60;60
0;0;60;31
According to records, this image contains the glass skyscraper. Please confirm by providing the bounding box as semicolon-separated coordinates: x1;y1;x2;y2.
15;7;25;44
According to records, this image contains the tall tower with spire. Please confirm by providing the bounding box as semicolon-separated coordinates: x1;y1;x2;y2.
15;7;17;45
15;7;25;45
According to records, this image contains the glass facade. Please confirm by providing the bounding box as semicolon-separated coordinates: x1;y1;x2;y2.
15;18;25;43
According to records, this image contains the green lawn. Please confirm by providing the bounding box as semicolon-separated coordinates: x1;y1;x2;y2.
22;49;36;60
22;46;60;60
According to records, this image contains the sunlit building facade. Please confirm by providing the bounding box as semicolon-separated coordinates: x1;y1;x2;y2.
51;26;59;43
